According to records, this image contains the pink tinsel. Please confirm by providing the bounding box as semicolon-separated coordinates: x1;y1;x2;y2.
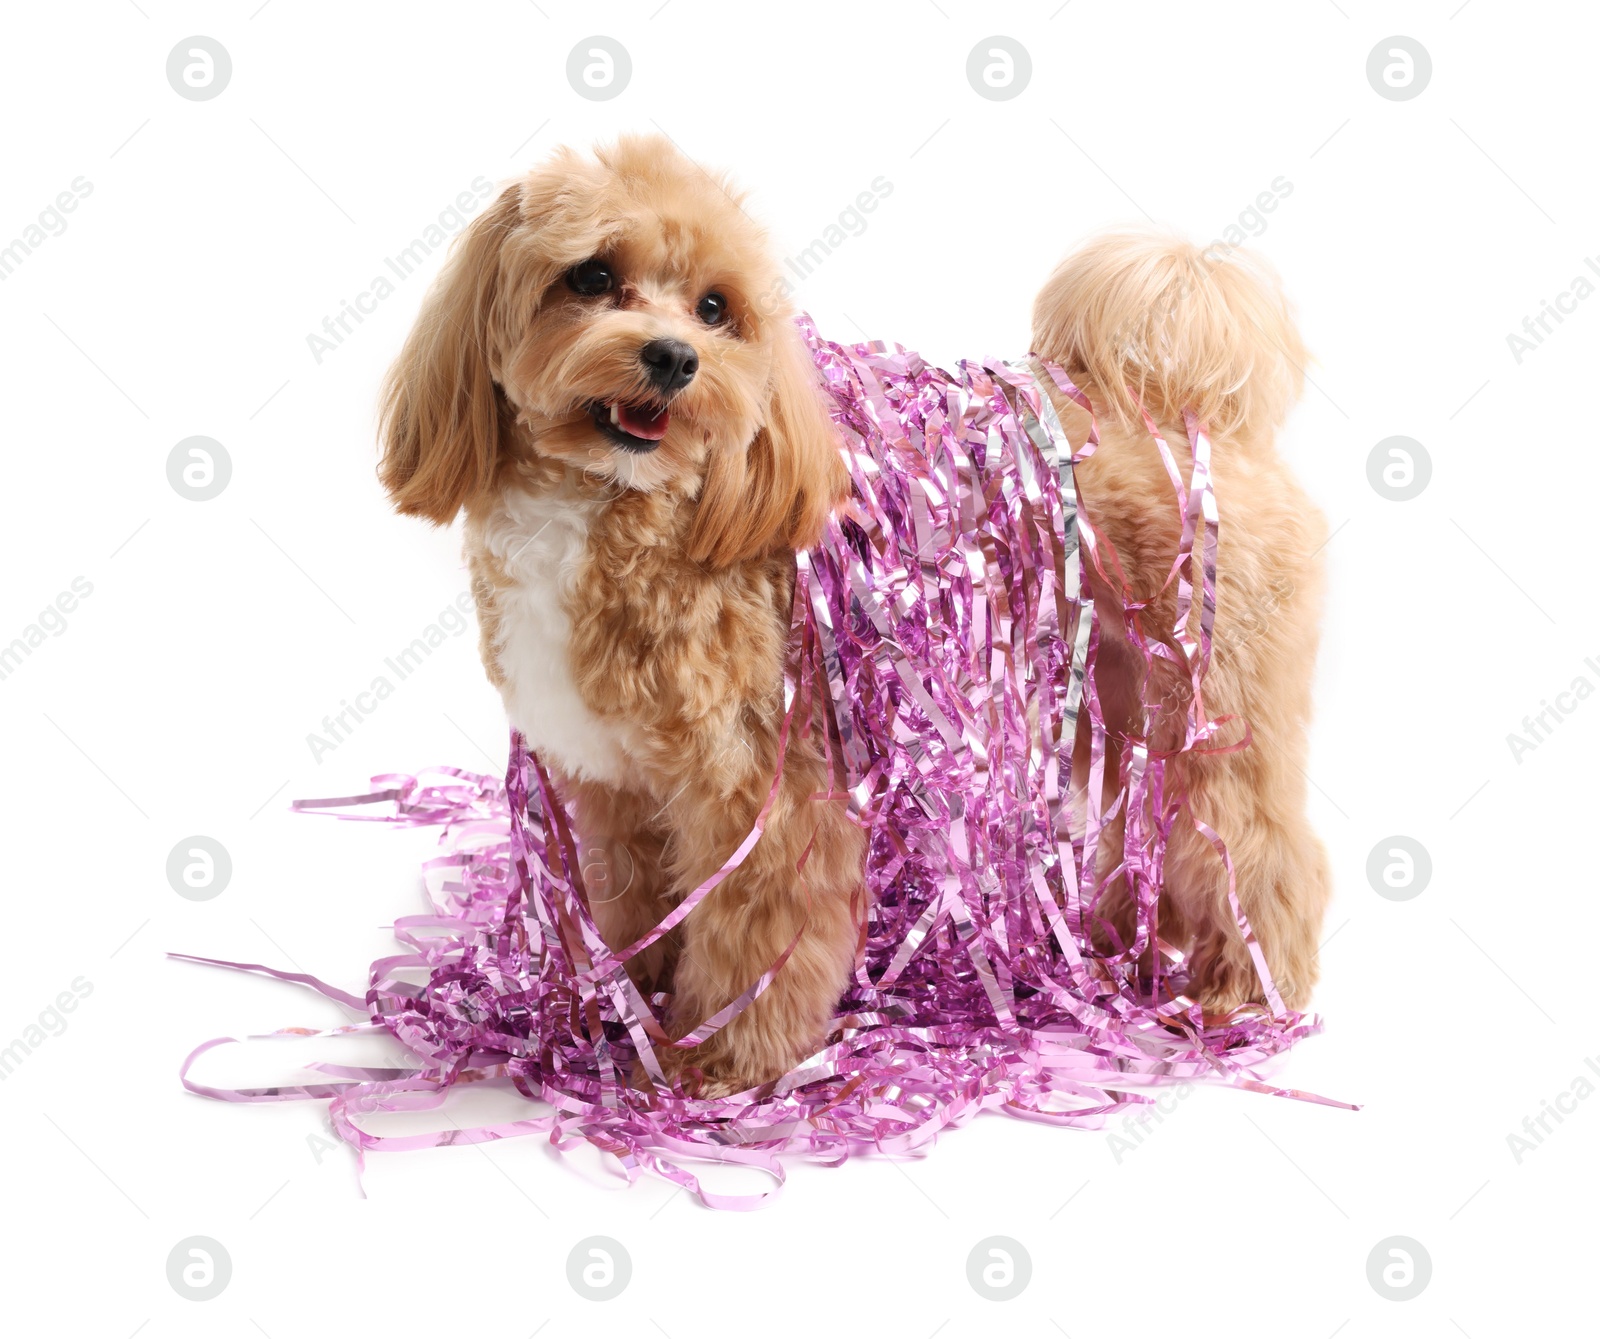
177;319;1349;1209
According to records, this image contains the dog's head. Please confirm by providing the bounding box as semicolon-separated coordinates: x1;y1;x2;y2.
379;134;844;566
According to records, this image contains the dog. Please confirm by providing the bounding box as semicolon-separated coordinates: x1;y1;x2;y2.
377;135;1329;1095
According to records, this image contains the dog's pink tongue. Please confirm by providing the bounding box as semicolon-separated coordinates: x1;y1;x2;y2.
618;402;669;440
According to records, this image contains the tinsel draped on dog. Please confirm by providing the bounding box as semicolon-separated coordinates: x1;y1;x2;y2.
178;137;1342;1206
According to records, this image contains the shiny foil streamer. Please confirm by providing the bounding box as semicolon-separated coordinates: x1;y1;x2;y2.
177;318;1351;1208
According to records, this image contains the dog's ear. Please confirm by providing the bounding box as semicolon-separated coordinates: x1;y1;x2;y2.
379;187;520;524
688;320;846;567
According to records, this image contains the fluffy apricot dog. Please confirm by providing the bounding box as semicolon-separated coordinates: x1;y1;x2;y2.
378;135;1328;1094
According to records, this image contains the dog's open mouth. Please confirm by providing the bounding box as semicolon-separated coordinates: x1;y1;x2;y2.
590;399;670;452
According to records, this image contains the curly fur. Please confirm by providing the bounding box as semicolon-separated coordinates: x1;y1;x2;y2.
380;135;1328;1092
1034;234;1329;1012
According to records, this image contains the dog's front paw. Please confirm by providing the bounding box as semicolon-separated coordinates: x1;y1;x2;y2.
651;1043;771;1102
688;1072;754;1101
1191;946;1314;1019
1189;945;1268;1020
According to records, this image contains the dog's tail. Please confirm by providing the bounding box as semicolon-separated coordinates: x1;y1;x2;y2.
1031;232;1305;440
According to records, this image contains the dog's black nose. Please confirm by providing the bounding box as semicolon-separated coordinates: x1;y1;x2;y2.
639;338;698;393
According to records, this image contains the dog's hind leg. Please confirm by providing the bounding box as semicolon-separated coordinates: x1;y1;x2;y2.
1159;485;1330;1014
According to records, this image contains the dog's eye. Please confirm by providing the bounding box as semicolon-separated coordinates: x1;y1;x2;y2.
696;292;728;326
567;259;614;296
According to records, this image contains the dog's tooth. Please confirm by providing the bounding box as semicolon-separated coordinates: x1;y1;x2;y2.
609;403;620;426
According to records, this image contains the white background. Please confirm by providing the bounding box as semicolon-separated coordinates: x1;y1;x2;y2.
1;2;1592;1334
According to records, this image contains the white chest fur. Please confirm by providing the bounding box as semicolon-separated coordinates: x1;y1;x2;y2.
472;486;639;786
